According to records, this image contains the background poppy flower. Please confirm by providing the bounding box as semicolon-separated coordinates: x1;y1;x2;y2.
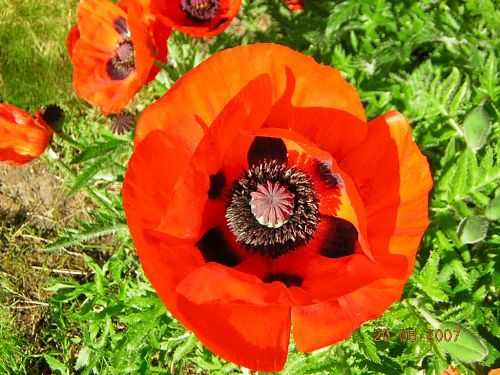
68;0;171;114
151;0;241;37
123;44;432;371
0;104;57;165
442;365;461;375
283;0;304;12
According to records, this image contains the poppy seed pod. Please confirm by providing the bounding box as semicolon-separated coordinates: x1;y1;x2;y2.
123;43;433;371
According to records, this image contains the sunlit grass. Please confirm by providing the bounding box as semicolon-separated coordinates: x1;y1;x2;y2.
0;0;77;109
0;0;499;374
0;307;28;374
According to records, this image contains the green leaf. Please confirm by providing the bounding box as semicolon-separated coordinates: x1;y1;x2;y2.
449;151;469;200
75;346;91;370
479;147;494;176
441;137;456;167
45;282;77;293
85;255;107;295
70;158;106;194
463;149;479;187
445;149;479;201
439;67;461;106
45;223;127;251
448;78;470;116
172;334;197;363
457;216;489;244
71;139;126;164
479;53;498;100
44;354;68;375
449;259;471;288
463;107;491;152
357;329;381;364
437;323;488;363
485;195;500;220
418;251;449;302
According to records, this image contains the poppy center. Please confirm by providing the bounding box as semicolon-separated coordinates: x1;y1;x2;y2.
106;18;135;81
226;160;320;258
181;0;219;21
250;181;294;228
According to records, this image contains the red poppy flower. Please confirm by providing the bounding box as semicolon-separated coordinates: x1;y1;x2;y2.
67;0;171;114
123;44;432;371
283;0;304;12
0;104;57;165
442;366;461;375
150;0;241;37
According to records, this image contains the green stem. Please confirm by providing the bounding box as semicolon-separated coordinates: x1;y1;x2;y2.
404;300;446;361
55;131;82;148
53;158;121;217
448;118;464;137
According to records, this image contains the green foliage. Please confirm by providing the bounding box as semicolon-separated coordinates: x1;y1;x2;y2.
1;0;500;374
0;308;29;374
485;194;500;220
437;323;489;364
417;251;450;303
458;216;490;245
44;248;236;374
463;106;491;151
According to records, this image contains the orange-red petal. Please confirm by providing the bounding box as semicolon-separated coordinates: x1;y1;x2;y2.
292;277;404;351
125;44;433;371
151;0;241;38
340;111;433;277
442;365;462;375
250;128;373;259
177;296;290;371
66;25;80;58
69;0;170;114
264;65;368;161
155;74;273;239
0;104;53;165
283;0;304;12
135;44;365;148
123;0;171;82
123;129;203;323
176;262;290;305
122;129;192;232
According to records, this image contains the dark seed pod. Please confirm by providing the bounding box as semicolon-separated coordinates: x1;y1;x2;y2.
110;111;135;135
41;104;65;132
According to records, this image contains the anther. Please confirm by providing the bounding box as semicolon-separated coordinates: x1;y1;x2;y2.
181;0;219;21
113;16;129;36
317;160;343;188
106;40;135;80
226;160;320;258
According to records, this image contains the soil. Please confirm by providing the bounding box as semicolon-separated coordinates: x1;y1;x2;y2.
0;160;90;346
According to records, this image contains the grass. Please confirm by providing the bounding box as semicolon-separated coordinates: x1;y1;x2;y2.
0;0;499;374
0;307;28;374
0;0;78;110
